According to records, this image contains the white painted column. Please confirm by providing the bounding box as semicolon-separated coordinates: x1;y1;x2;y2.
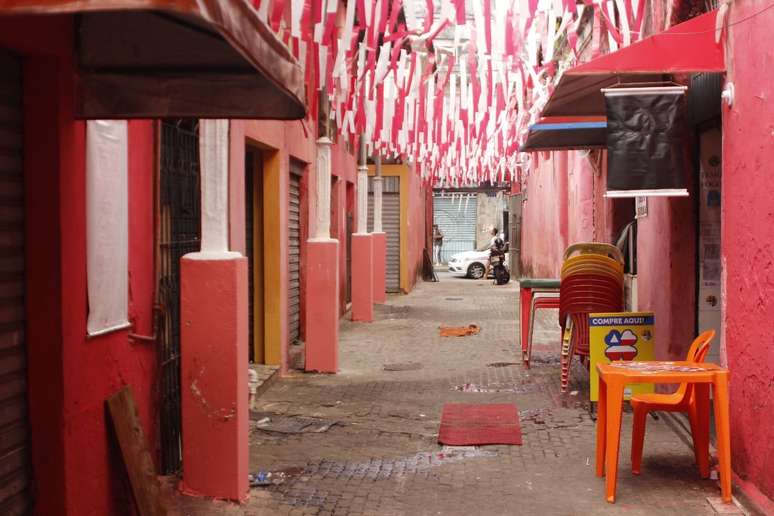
373;154;383;233
314;136;333;240
356;137;369;234
198;119;239;258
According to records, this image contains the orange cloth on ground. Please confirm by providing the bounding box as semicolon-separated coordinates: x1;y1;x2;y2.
439;324;480;337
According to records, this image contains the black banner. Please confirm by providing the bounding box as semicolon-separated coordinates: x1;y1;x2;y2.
605;89;689;195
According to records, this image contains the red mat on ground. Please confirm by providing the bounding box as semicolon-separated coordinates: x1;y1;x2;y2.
438;403;522;445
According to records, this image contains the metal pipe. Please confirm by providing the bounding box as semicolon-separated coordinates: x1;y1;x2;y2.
356;135;369;234
373;154;383;233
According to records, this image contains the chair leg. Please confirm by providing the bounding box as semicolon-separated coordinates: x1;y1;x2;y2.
692;384;711;478
519;288;532;362
560;323;574;393
631;404;648;475
526;297;540;369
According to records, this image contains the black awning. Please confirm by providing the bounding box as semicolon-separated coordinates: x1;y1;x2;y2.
2;1;306;119
520;117;607;152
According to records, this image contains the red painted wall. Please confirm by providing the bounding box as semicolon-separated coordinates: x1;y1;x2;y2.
2;15;158;515
722;0;774;504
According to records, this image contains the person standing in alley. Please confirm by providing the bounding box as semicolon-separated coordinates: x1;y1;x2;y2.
484;226;503;278
433;224;444;265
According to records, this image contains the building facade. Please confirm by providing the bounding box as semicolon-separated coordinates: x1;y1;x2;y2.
518;1;774;510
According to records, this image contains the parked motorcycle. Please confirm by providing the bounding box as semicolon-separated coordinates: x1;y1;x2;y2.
489;240;510;285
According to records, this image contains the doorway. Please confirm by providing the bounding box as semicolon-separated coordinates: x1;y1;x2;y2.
245;149;265;364
696;126;722;364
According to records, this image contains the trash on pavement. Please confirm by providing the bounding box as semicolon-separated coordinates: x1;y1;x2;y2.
439;324;480;337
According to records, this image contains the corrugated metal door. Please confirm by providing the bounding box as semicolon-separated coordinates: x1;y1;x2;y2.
0;49;33;514
433;194;477;263
369;177;400;293
288;163;302;344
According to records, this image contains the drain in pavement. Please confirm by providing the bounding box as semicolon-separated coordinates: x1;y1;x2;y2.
254;415;340;433
383;361;423;371
444;297;464;301
452;382;537;393
487;362;520;368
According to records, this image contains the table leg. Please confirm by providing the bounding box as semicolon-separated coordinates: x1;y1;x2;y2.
520;288;532;360
713;372;732;503
596;377;607;478
692;383;711;479
605;380;625;503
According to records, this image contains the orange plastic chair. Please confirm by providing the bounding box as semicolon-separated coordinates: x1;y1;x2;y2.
630;330;716;477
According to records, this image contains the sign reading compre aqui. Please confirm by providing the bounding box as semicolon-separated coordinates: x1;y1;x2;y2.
589;312;656;402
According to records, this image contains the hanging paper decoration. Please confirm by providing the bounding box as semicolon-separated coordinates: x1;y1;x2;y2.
253;0;646;186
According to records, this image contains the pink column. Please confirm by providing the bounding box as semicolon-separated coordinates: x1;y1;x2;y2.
372;232;387;304
180;257;248;501
351;233;374;321
305;240;340;372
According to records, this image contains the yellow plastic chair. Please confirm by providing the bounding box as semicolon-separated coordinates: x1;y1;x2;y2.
563;242;624;264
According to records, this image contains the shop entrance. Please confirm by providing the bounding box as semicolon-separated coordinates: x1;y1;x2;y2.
246;149;265;363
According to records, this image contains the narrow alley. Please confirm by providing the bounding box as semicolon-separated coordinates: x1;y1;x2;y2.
173;273;725;515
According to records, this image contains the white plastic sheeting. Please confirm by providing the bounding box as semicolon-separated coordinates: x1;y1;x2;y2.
86;120;130;336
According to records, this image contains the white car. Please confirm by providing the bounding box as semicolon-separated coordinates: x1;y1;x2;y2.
447;250;509;279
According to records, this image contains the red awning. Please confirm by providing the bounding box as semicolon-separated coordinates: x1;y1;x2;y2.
1;0;306;119
542;10;725;117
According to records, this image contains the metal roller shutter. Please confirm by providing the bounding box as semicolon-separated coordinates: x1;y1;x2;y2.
288;163;302;344
433;194;477;263
369;177;400;293
0;49;33;514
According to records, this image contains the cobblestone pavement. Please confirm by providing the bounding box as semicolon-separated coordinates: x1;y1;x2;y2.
170;273;741;516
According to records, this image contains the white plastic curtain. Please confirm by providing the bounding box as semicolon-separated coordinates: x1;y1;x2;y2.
86;120;130;336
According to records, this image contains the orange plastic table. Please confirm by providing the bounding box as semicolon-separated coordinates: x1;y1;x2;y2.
595;361;731;503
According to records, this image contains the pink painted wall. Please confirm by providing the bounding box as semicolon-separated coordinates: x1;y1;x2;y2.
405;163;428;292
566;152;596;244
228;120;356;368
228;120;315;256
520;153;568;277
721;0;774;503
519;1;774;506
1;16;158;515
635;196;696;360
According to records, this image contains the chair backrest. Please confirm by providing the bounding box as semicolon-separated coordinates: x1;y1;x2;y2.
687;330;715;363
676;330;716;402
563;242;625;264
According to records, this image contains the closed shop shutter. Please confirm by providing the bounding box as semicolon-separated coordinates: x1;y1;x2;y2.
0;49;33;514
288;163;302;344
433;194;477;263
369;177;400;293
